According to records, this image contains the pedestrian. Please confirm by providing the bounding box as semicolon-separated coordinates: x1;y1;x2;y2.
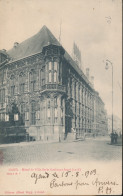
110;132;114;144
114;132;118;144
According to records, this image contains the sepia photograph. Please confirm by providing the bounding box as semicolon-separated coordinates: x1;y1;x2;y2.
0;0;122;195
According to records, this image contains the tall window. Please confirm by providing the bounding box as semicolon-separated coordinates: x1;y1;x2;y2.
10;75;15;96
31;102;36;125
47;97;51;122
47;108;50;118
19;73;25;93
53;62;58;83
0;113;5;121
20;103;25;123
40;66;45;86
54;96;58;123
47;61;58;83
48;62;52;83
47;97;50;107
0;89;5;103
29;70;36;92
54;96;57;107
11;86;15;96
61;97;63;107
54;108;58;123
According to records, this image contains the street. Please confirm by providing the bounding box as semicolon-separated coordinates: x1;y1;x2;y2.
0;136;122;165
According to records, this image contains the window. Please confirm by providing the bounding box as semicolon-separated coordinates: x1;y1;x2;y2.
30;80;36;92
0;113;5;121
55;108;58;117
0;89;5;103
61;97;63;107
29;71;37;92
11;86;15;96
47;97;51;121
20;83;25;93
36;111;40;120
49;62;52;70
40;67;45;86
54;62;57;71
54;71;57;83
53;62;58;83
20;103;25;122
5;114;9;122
54;97;57;106
47;108;50;118
47;97;50;107
61;108;63;117
49;72;52;83
25;112;29;121
19;73;25;93
48;62;52;83
31;102;36;125
47;61;59;83
10;75;15;96
54;108;58;123
14;114;19;121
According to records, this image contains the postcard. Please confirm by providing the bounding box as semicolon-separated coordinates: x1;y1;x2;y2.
0;0;122;195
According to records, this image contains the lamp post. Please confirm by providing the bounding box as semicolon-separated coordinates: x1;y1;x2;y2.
105;59;113;134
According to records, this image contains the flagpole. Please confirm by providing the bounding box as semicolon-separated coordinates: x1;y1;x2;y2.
59;19;62;43
105;59;113;134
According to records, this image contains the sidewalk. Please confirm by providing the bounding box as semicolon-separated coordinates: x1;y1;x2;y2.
108;137;122;146
113;137;122;146
0;140;58;148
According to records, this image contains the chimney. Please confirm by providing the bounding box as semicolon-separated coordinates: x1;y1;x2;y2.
14;42;19;48
86;68;90;79
91;76;94;87
2;49;6;52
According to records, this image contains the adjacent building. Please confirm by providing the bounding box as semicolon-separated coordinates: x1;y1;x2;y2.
0;25;108;141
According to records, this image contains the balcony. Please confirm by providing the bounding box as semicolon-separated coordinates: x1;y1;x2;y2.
41;84;66;93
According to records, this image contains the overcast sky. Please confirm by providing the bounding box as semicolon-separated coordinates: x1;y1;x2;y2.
0;0;122;119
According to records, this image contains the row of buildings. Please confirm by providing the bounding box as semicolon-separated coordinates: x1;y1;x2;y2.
0;25;108;142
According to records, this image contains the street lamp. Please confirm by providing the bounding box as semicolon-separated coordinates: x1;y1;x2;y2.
105;59;113;134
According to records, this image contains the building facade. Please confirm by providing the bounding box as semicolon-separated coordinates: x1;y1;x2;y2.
0;26;108;141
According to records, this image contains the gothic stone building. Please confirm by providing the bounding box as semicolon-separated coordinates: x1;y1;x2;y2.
0;26;107;141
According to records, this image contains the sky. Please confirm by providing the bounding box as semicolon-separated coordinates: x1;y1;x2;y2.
0;0;122;119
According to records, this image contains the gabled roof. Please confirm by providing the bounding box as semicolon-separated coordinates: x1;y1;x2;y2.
7;25;61;60
7;25;92;88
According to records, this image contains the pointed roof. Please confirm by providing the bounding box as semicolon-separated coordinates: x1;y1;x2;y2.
7;25;92;88
7;25;61;60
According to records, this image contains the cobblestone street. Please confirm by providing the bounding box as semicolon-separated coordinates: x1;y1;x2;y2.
0;136;122;165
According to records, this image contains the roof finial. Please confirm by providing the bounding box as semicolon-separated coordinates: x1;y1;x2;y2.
59;19;62;43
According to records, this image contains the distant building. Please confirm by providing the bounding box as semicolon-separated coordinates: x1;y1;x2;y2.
0;25;108;141
108;115;122;135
